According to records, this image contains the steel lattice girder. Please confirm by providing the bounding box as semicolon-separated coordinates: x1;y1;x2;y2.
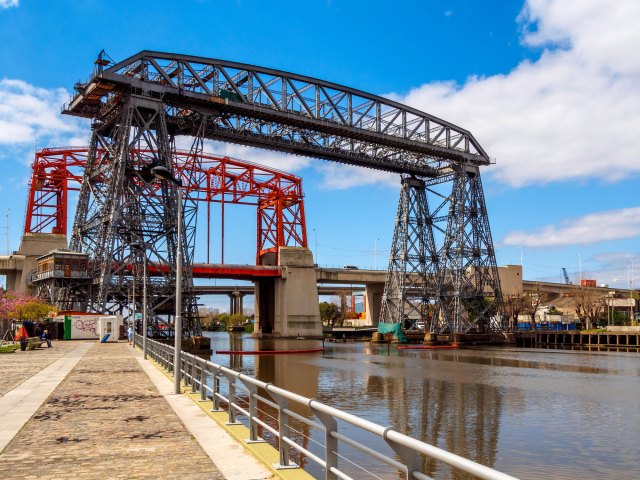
64;51;490;178
24;148;86;235
380;171;505;334
24;147;306;264
68;98;195;330
431;166;504;333
62;51;504;333
379;177;440;332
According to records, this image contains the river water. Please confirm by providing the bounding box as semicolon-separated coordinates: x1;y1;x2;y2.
203;332;640;479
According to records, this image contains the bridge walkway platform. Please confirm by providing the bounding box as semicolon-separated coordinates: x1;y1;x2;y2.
0;341;273;479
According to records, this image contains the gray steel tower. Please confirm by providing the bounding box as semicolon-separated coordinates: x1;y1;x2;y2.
379;177;440;336
67;89;201;335
435;166;504;333
380;167;504;336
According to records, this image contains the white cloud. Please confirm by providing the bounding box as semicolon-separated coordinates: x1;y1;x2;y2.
590;252;636;266
315;163;398;190
204;141;312;173
394;0;640;187
0;79;88;148
0;0;19;9
520;0;640;75
503;206;640;247
173;137;312;173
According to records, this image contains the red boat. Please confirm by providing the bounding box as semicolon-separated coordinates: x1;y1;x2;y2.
396;343;460;350
216;347;325;355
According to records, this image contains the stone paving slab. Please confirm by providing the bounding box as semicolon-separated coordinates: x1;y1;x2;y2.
0;342;224;480
0;342;93;452
135;351;273;480
0;341;79;397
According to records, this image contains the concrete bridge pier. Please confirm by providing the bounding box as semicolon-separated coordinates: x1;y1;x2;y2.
228;291;245;315
364;283;384;326
253;247;322;338
0;233;67;292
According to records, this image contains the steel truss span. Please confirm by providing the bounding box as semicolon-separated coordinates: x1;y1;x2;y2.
64;50;503;334
25;147;306;263
65;51;489;177
30;146;306;333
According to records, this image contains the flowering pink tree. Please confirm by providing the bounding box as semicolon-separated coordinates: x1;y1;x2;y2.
0;291;54;322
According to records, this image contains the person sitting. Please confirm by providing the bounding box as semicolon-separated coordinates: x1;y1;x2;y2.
41;329;52;348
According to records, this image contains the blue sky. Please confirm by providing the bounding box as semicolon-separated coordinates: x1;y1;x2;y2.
0;0;639;301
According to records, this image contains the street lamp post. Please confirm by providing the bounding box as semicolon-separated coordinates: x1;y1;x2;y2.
132;242;149;360
174;185;183;394
151;165;184;395
577;254;582;284
132;267;136;344
142;252;147;359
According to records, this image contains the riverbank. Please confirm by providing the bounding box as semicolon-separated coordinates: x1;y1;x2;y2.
516;330;640;349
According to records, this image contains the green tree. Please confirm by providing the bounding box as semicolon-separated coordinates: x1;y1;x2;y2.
12;300;54;322
319;301;341;326
228;313;245;326
217;312;230;329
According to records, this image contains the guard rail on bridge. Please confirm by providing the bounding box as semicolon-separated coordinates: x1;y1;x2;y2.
135;334;518;480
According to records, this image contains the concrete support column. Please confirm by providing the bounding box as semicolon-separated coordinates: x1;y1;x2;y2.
364;283;385;326
254;247;321;338
254;279;274;334
228;291;245;315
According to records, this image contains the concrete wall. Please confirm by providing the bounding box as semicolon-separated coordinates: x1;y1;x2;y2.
254;247;322;338
364;283;384;326
499;265;523;296
606;326;640;333
0;233;67;292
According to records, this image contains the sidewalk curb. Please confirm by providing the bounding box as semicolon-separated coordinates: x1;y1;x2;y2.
135;346;313;480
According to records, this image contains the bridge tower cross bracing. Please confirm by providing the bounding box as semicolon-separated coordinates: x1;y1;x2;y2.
69;92;201;335
379;177;440;334
433;165;504;333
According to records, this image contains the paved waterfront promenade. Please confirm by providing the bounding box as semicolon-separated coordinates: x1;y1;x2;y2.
0;341;273;479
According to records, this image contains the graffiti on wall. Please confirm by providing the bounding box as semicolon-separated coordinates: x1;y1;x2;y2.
71;316;99;339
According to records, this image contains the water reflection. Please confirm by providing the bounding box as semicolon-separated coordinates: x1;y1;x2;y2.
255;353;319;400
364;375;502;478
205;333;640;479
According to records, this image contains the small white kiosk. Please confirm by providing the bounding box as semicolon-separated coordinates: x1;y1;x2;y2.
97;316;122;343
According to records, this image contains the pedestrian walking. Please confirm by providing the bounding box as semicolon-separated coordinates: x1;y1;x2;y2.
127;325;133;345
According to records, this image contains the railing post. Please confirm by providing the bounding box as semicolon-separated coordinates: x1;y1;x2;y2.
311;403;339;480
190;360;197;393
269;390;297;469
223;372;242;425
240;380;265;443
383;427;423;480
199;364;208;402
211;367;223;412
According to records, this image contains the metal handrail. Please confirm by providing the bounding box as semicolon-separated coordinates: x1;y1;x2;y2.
134;334;518;480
